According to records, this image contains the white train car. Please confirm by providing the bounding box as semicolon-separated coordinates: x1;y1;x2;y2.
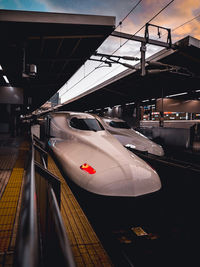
47;112;161;197
98;117;164;156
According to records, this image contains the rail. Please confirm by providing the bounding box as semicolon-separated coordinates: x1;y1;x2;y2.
126;146;200;174
15;136;75;267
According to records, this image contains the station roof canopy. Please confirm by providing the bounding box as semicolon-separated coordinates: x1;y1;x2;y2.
0;9;115;112
61;35;200;111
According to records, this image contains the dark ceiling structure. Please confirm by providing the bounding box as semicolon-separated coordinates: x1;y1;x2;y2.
0;9;115;113
60;35;200;111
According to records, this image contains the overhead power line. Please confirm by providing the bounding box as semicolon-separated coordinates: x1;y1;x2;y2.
86;10;200;94
59;0;143;98
152;12;200;42
131;12;200;61
112;0;174;55
60;0;175;98
116;0;143;28
172;13;200;32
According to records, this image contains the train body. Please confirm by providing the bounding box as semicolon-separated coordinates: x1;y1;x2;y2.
47;112;161;197
98;117;164;156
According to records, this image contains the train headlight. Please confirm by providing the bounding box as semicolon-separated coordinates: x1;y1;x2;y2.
80;163;96;174
125;144;136;149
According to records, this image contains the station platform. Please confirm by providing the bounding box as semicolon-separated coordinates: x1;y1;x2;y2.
0;135;28;267
0;134;113;267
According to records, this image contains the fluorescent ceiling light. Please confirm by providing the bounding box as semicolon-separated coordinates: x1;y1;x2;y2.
3;75;9;84
195;89;200;92
166;92;187;98
0;65;2;70
142;99;149;102
126;102;135;105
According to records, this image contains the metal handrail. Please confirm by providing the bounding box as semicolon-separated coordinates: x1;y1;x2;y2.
34;140;76;267
47;187;76;267
15;136;75;267
14;147;40;267
34;160;61;205
32;134;46;149
34;139;75;266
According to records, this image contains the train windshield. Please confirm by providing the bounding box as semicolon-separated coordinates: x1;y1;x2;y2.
70;117;104;131
109;121;131;129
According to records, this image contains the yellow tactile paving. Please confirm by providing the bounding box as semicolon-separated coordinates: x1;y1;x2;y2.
48;155;113;267
0;171;12;200
0;168;24;252
0;140;29;266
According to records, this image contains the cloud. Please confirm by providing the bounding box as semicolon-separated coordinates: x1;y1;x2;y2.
35;0;200;40
36;0;138;21
120;0;200;42
173;20;200;40
35;0;166;31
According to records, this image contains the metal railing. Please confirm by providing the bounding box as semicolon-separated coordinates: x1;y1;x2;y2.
15;136;75;267
14;148;40;267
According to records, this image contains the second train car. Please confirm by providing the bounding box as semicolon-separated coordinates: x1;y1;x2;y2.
98;117;164;156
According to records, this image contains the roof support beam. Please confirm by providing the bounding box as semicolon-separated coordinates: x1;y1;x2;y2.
111;31;176;49
28;35;105;40
59;39;82;77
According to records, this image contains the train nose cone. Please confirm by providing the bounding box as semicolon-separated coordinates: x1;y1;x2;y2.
87;162;161;197
148;144;164;156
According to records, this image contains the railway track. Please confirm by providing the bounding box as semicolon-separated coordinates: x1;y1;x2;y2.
126;146;200;173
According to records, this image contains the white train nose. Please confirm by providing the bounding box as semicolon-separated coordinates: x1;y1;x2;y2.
148;144;164;156
86;163;161;197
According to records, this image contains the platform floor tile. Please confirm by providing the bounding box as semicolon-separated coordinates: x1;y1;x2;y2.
0;141;29;267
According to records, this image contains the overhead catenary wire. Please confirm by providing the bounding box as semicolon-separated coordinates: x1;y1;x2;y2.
98;4;200;79
59;0;180;99
111;0;175;55
80;65;120;93
102;0;175;75
172;13;200;33
116;0;143;28
75;9;200;97
152;12;200;41
59;0;143;98
60;0;175;98
131;12;200;62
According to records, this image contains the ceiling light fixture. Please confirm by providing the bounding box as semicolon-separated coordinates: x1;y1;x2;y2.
3;75;9;84
166;92;187;98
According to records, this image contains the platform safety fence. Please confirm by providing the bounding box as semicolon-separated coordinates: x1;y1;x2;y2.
14;135;75;267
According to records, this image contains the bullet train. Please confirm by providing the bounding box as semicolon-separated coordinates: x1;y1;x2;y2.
47;111;161;197
97;117;164;156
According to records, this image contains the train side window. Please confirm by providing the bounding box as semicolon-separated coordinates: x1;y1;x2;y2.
70;117;104;131
109;121;131;129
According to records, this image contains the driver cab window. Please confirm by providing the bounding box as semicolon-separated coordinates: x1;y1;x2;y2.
70;117;104;131
109;121;131;129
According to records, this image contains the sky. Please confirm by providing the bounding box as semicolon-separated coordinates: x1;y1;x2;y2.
1;0;200;105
